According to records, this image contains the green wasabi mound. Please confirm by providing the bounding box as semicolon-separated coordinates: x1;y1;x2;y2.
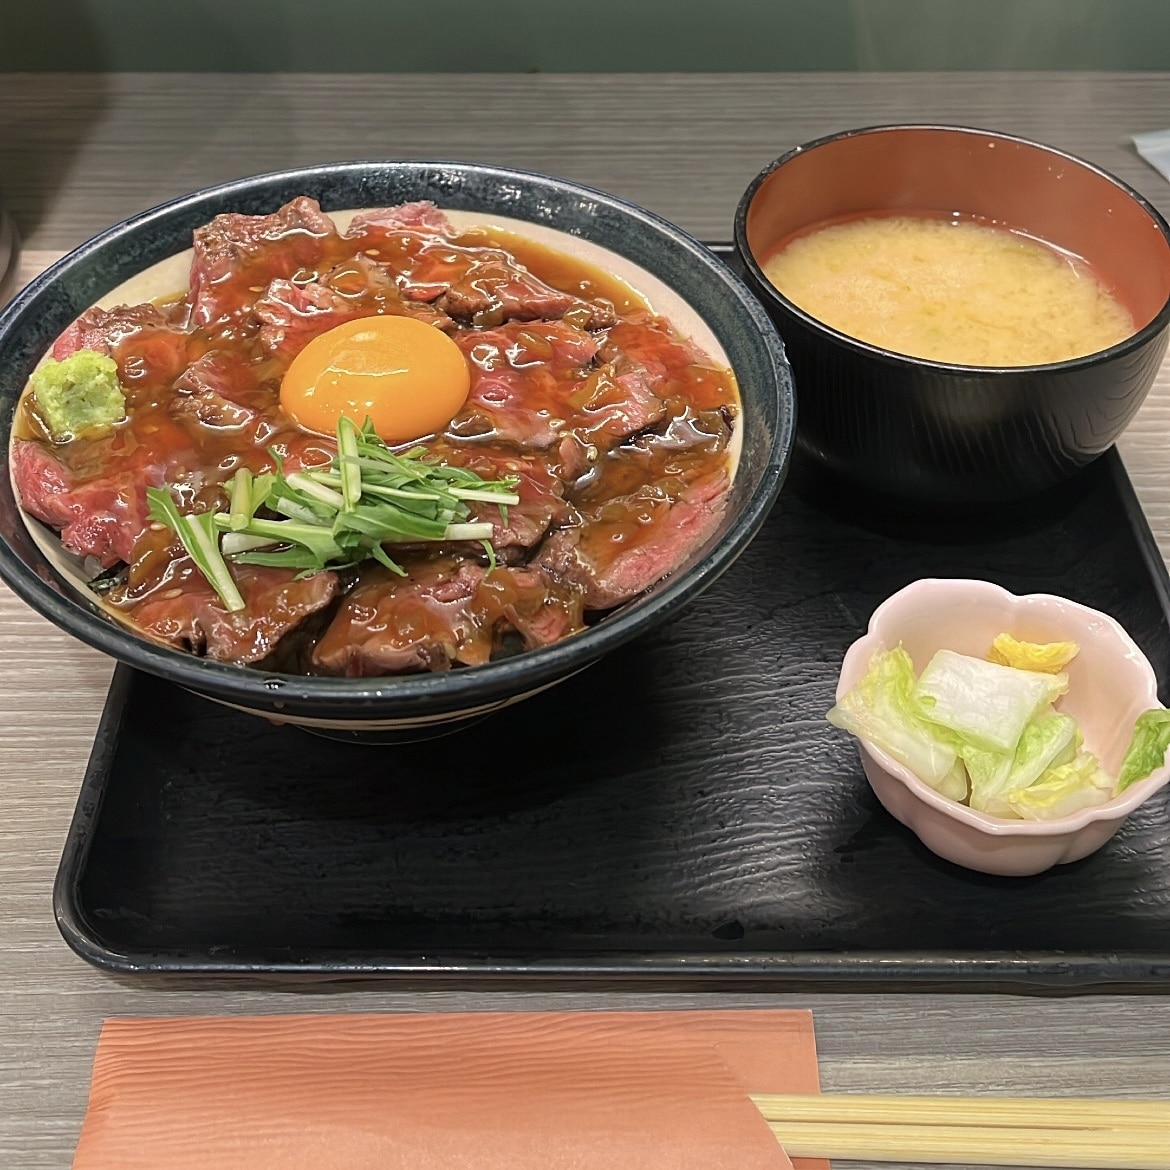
28;349;127;442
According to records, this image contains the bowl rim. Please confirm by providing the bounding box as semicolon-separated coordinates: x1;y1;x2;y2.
836;576;1170;837
732;122;1170;375
0;159;794;719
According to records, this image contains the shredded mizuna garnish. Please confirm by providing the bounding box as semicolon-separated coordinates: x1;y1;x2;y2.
146;486;247;613
146;417;519;611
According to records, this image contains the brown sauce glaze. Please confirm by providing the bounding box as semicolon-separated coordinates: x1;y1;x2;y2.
455;226;652;318
13;200;739;674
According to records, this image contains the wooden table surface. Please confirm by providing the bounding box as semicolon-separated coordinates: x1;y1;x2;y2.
3;72;1170;1169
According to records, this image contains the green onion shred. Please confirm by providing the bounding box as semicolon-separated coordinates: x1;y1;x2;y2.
147;416;519;610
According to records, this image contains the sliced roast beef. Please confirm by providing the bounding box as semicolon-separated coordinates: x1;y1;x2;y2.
399;237;615;328
448;321;665;452
601;316;719;396
629;405;735;459
265;430;337;474
253;262;453;359
345;204;610;327
124;563;339;664
555;434;593;484
312;560;486;675
567;364;666;447
460;318;602;371
490;461;573;552
442;450;573;553
171;348;275;430
52;303;177;362
312;557;585;676
345;201;454;237
434;268;574;325
253;278;360;358
449;322;602;449
319;252;420;307
478;564;585;652
11;439;167;568
189;196;339;328
536;470;729;610
51;304;193;396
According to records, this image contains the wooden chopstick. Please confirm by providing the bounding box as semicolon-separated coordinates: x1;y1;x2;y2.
755;1093;1170;1129
752;1093;1170;1169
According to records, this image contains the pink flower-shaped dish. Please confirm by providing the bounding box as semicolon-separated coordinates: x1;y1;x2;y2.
836;578;1170;876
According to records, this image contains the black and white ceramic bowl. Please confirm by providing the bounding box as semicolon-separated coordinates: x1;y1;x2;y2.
0;162;794;734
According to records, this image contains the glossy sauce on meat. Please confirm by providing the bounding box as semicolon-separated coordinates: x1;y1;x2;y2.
12;200;739;674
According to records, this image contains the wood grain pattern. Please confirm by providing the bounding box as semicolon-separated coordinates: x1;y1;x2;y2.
2;73;1170;1170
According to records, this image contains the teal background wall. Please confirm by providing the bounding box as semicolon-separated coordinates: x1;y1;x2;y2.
5;0;1170;72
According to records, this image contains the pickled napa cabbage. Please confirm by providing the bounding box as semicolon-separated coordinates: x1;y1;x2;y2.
829;637;1170;821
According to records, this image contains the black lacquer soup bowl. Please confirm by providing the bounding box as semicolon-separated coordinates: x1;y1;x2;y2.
735;125;1170;506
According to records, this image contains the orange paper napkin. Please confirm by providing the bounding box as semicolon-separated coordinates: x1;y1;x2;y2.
72;1009;825;1170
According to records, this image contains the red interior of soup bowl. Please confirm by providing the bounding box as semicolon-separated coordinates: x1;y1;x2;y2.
743;125;1170;330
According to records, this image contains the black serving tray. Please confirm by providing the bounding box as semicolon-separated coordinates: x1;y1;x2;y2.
54;443;1170;989
53;250;1170;991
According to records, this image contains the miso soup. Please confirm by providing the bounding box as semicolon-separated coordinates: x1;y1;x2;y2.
762;214;1134;366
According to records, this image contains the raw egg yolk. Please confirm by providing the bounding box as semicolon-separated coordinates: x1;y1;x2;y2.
279;315;471;443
